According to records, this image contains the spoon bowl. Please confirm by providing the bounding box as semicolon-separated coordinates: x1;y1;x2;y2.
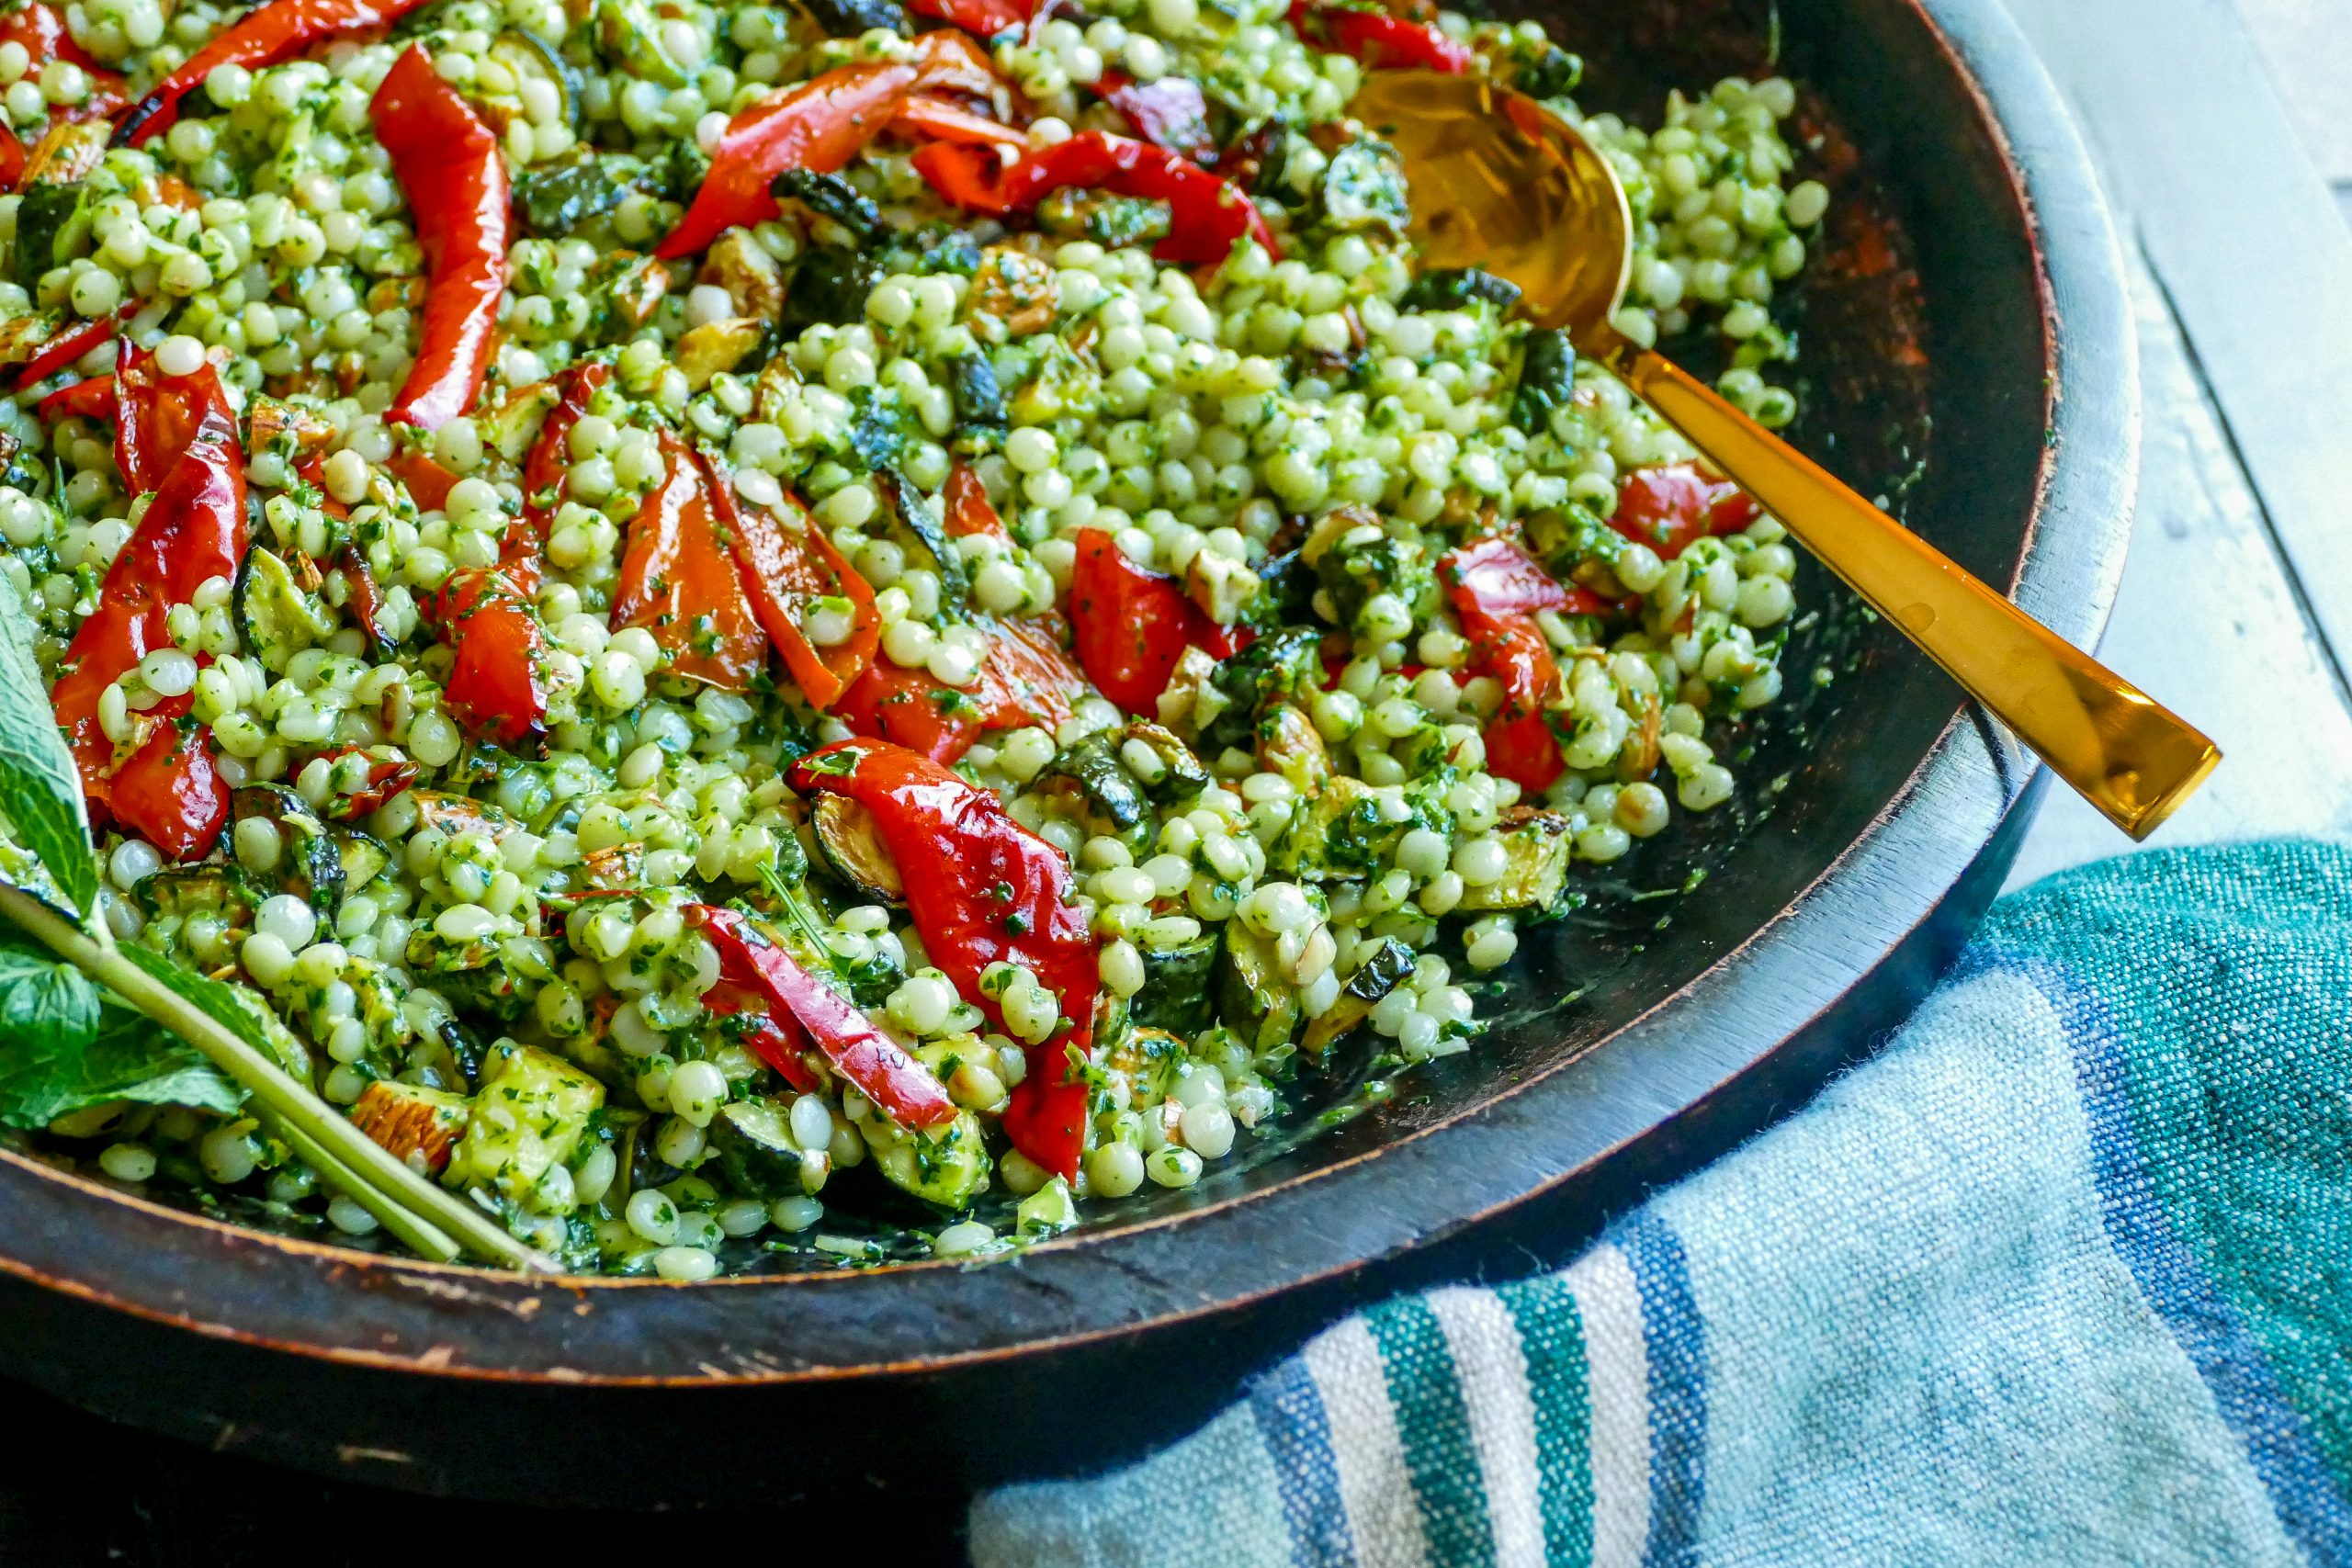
1354;69;2221;839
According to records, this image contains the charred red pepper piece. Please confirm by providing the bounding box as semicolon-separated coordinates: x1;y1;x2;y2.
910;0;1028;38
501;359;613;595
387;448;460;516
888;92;1026;149
50;362;245;861
658;62;912;261
311;746;421;820
942;458;1007;538
913;130;1280;266
116;0;434;146
716;475;879;709
1069;526;1240;713
611;435;768;692
425;569;546;750
690;905;960;1130
660;32;1004;257
13;312;120;389
111;344;237;495
1609;463;1760;560
786;739;1099;1179
371;44;509;431
1441;536;1602;794
0;2;104;72
36;374;113;423
835;613;1088;763
1;4;126;179
1091;69;1216;163
1286;0;1474;72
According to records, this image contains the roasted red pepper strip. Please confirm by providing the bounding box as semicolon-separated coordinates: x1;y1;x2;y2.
111;344;236;495
35;374;113;423
661;34;1008;257
511;361;609;577
658;62;919;262
985;613;1091;728
116;0;435;146
1091;69;1216;163
911;130;1279;266
1286;0;1475;72
387;448;460;516
371;45;509;431
1069;526;1237;713
425;569;545;750
311;746;421;820
942;458;1007;538
835;613;1087;762
717;476;878;709
1441;537;1601;795
13;312;119;389
0;2;104;72
910;0;1028;39
888;93;1026;149
786;739;1099;1179
50;365;245;861
690;905;960;1130
1609;463;1761;560
609;435;767;692
710;1004;821;1094
105;690;230;862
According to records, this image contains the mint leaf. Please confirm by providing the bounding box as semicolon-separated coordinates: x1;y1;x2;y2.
0;930;98;1049
0;1001;242;1128
0;572;97;917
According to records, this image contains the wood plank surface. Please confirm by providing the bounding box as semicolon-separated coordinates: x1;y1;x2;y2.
2003;0;2352;880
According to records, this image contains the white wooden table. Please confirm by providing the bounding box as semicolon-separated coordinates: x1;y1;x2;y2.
1999;0;2352;885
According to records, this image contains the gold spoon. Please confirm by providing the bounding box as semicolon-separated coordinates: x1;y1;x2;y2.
1352;71;2219;840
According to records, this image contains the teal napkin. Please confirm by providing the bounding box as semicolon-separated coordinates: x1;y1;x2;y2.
970;841;2352;1565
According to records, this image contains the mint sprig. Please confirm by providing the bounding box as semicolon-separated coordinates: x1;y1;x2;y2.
0;572;548;1270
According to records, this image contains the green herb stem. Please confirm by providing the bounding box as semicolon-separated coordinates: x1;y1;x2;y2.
250;1106;461;1264
0;886;552;1272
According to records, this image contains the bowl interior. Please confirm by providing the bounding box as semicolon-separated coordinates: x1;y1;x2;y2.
0;0;2085;1328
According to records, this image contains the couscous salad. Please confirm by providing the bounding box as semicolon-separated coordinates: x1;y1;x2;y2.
0;0;1826;1273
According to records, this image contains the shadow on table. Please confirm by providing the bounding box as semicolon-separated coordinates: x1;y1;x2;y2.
0;1381;970;1566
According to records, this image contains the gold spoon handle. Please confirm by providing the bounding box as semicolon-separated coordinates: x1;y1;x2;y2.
1611;344;2219;840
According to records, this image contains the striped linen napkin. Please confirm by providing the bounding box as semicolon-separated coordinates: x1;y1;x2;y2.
970;841;2352;1566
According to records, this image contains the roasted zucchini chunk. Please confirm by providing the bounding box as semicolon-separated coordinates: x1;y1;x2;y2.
1035;732;1152;850
875;466;970;608
1118;721;1209;802
1197;626;1324;756
1216;920;1299;1053
709;1098;808;1197
1300;937;1415;1062
447;1045;605;1204
859;1106;990;1210
334;826;393;890
135;863;261;924
1272;774;1401;882
1132;931;1220;1037
350;1079;471;1174
232;784;345;916
812;793;903;903
233;547;337;673
1102;1022;1186;1104
1456;807;1574;913
1255;704;1329;795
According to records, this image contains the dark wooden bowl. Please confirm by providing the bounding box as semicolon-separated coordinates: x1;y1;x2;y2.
0;0;2136;1506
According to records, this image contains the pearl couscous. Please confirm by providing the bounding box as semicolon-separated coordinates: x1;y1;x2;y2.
0;0;1821;1272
